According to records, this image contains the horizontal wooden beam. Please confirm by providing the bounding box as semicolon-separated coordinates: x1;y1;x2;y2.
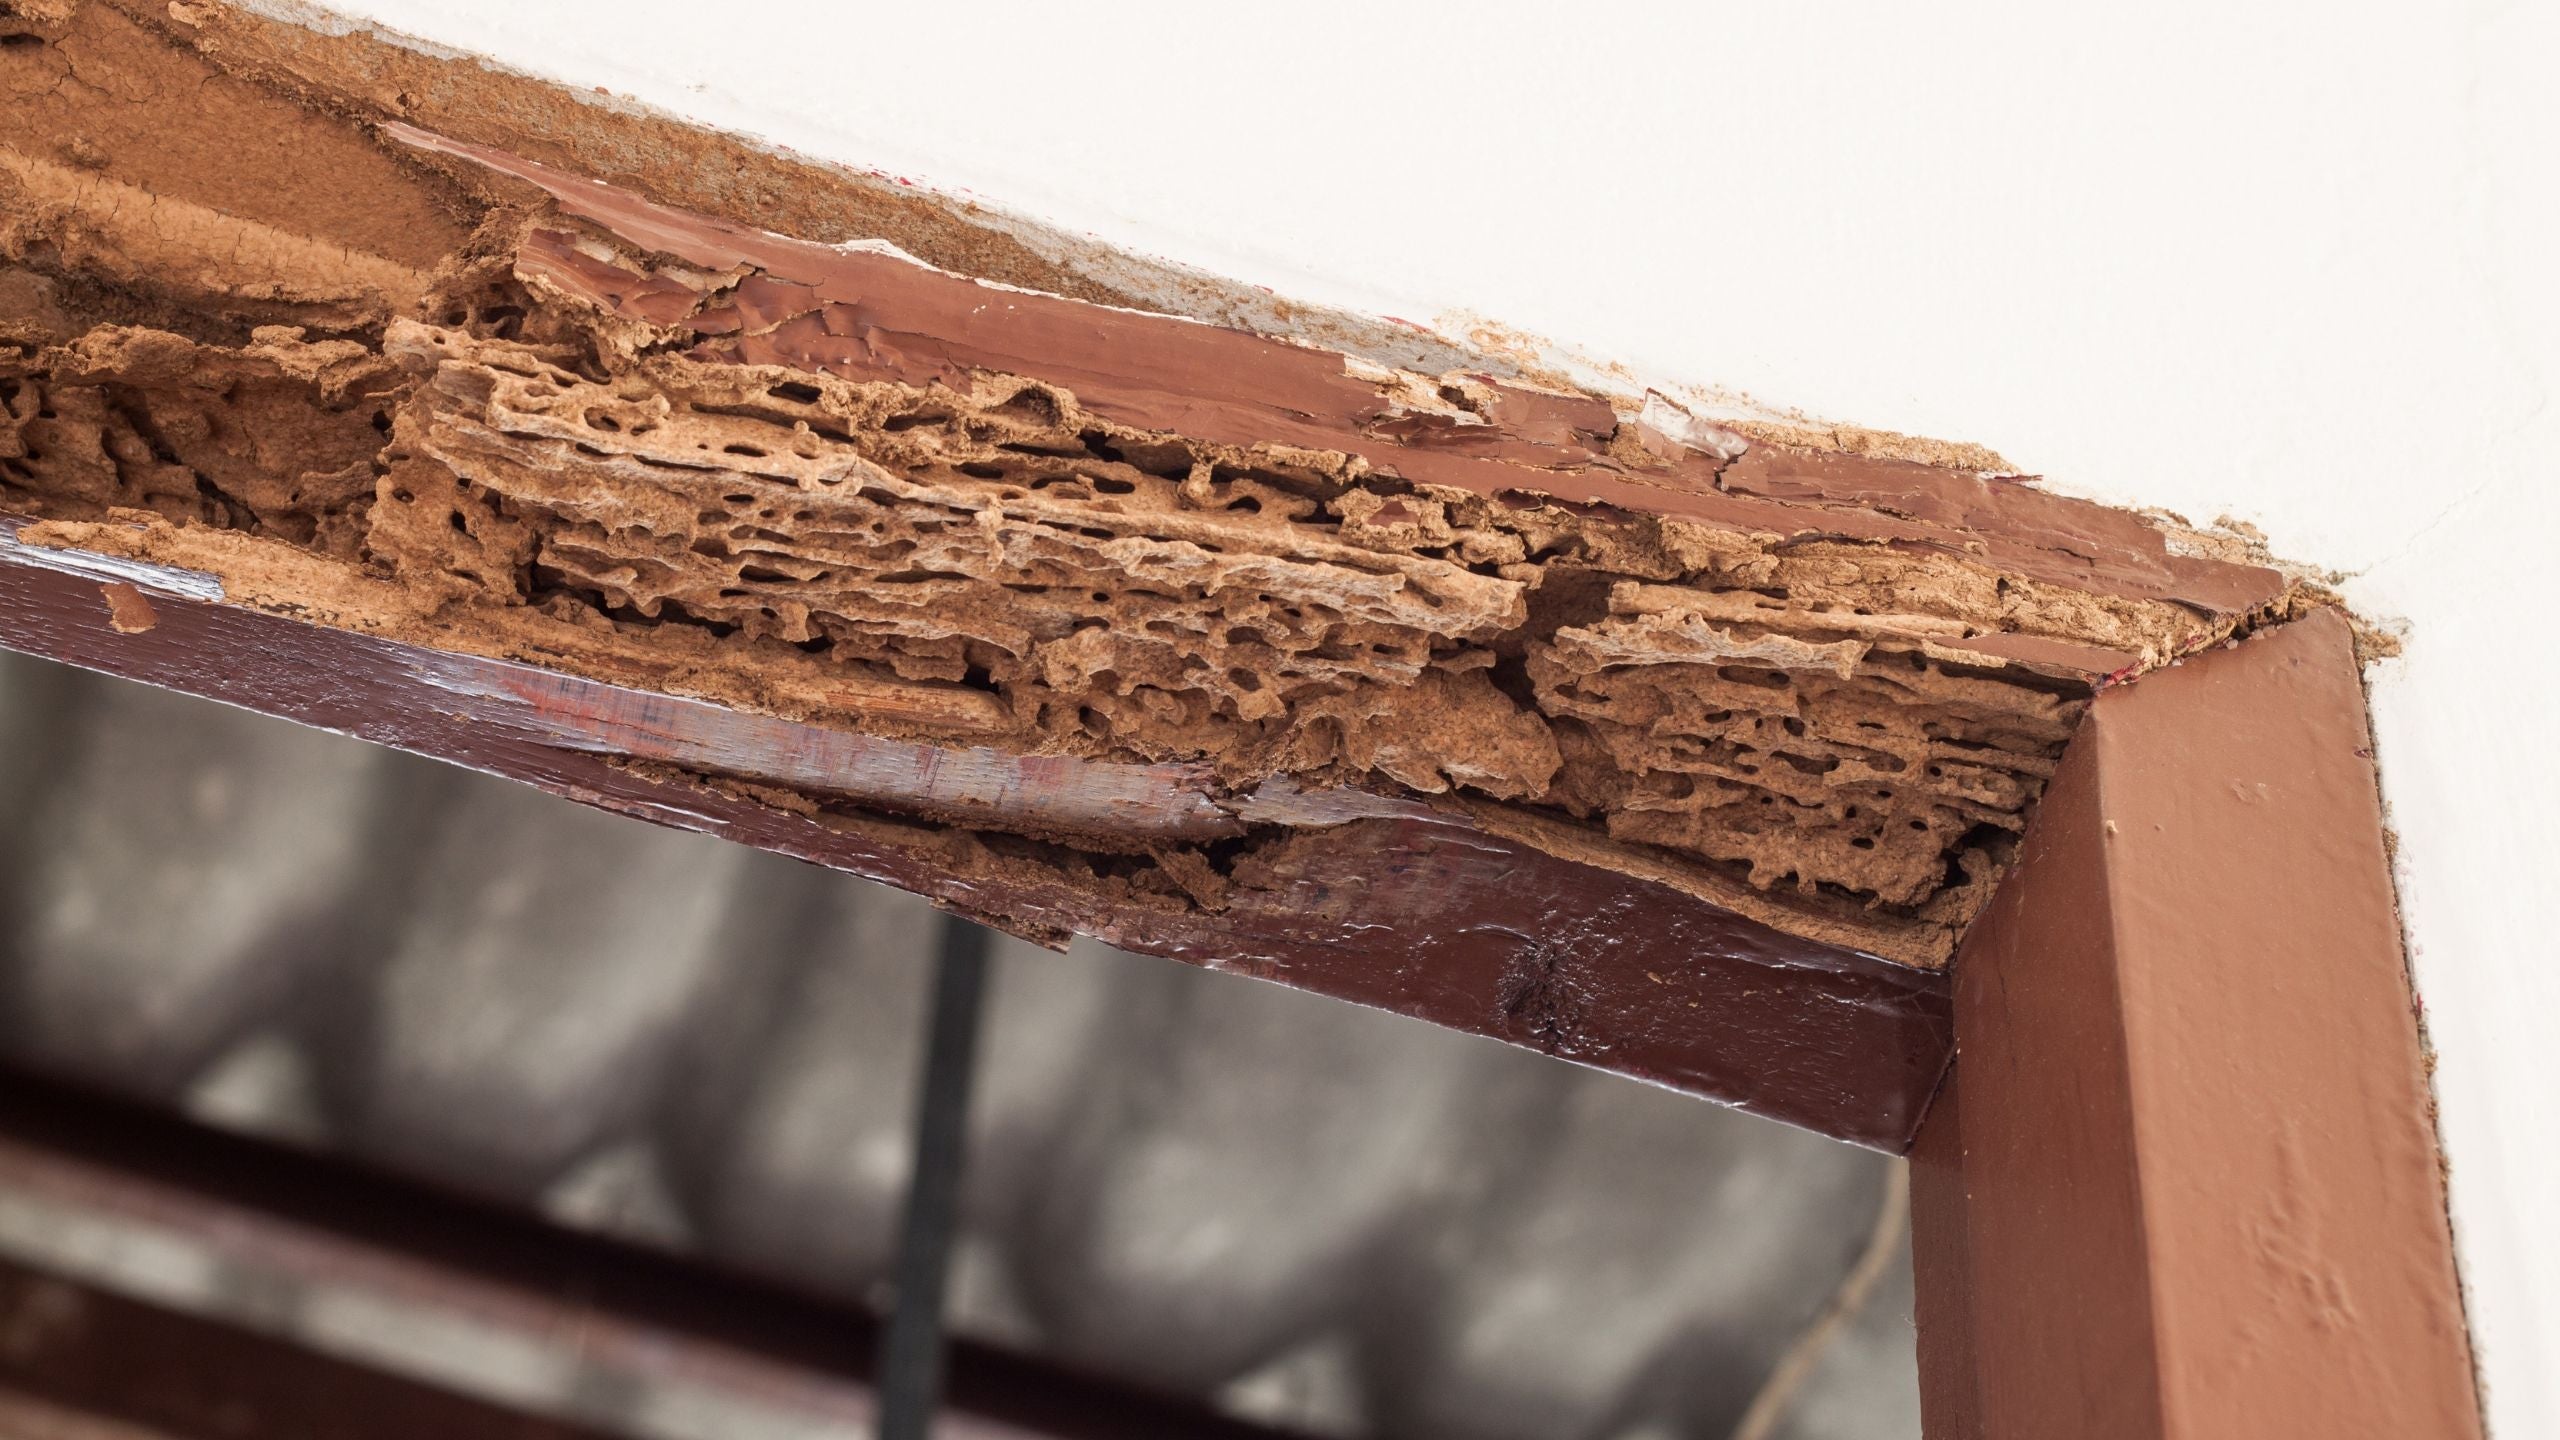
0;516;1954;1146
0;1251;623;1440
0;1062;1305;1440
0;0;2305;1149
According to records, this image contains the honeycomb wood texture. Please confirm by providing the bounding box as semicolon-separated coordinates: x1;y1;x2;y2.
0;0;2303;971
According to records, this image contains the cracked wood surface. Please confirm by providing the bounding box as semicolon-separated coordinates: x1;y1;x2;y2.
0;0;2308;1143
0;526;1952;1147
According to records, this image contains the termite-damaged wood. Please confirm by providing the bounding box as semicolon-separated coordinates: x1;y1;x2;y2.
0;1;2302;1140
0;528;1953;1147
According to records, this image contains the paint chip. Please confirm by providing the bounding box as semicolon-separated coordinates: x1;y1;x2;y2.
100;581;158;634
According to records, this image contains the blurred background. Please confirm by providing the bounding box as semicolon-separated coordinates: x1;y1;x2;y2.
0;647;1918;1440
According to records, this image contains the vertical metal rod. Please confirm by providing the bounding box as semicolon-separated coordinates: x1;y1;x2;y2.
875;914;993;1440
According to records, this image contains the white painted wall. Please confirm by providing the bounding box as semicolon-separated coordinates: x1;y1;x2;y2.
279;2;2560;1430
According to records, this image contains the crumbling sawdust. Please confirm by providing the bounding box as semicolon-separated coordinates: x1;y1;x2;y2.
1721;417;2015;475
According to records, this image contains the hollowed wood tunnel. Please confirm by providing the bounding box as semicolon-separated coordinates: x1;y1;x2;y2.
0;6;2485;1435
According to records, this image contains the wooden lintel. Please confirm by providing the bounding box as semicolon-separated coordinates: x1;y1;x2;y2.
0;520;1954;1148
0;1;2358;1159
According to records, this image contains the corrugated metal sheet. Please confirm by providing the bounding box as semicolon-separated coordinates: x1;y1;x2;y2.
0;648;1919;1439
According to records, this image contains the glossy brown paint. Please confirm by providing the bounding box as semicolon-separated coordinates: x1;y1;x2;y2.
1910;609;2482;1439
0;519;1952;1149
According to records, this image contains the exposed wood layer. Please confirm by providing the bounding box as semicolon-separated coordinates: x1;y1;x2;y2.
0;541;1954;1146
0;1;2299;970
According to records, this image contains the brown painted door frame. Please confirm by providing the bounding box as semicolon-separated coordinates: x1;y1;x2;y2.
1908;609;2483;1439
0;10;2488;1422
0;538;2489;1438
